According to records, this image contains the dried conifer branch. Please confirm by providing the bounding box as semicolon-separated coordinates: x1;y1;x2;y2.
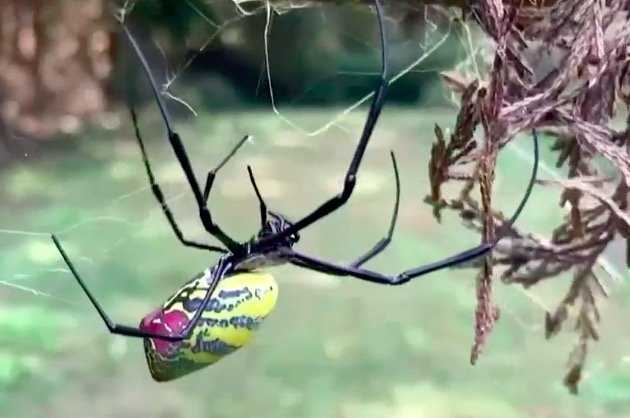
231;0;629;393
426;0;630;392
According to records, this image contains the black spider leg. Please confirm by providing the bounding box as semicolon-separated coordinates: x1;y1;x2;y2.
290;150;399;272
250;0;389;252
203;135;251;202
51;234;229;342
350;150;400;267
247;165;268;227
131;109;226;253
123;25;241;254
288;129;540;285
247;150;397;257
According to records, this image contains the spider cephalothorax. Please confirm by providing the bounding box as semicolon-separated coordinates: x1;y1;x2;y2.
258;211;300;244
50;0;539;383
235;211;300;270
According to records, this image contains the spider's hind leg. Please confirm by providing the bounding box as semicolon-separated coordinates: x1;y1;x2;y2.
123;25;241;254
51;234;222;342
131;109;226;253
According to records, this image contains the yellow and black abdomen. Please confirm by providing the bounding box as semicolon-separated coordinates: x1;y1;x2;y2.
139;270;278;382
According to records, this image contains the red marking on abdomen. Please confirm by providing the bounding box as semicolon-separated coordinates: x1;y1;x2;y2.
140;308;189;356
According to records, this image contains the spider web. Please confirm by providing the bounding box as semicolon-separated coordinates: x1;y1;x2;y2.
3;5;625;351
0;0;463;300
3;0;624;334
2;3;630;401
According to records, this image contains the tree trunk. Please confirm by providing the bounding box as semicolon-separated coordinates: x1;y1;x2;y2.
0;0;113;140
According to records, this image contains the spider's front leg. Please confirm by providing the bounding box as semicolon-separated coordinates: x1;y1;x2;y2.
247;165;268;228
349;150;400;267
245;149;397;255
291;151;400;276
290;130;540;286
249;0;390;251
289;243;494;285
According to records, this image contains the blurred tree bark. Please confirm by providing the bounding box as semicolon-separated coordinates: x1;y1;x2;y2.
0;0;113;140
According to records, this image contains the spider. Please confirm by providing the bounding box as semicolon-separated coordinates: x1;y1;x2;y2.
51;0;539;382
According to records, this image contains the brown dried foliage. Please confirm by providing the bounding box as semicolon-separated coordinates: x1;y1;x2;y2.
427;0;630;392
0;0;113;140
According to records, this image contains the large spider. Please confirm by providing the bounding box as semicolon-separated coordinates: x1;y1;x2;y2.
51;0;539;382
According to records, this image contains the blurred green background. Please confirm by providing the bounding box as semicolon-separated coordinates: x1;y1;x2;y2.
1;1;630;418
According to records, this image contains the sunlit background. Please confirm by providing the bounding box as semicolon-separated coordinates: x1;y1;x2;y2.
1;1;629;417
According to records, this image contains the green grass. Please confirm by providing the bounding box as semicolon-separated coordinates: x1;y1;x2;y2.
0;108;628;418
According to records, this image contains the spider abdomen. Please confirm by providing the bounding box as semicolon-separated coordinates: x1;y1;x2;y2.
140;271;278;382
